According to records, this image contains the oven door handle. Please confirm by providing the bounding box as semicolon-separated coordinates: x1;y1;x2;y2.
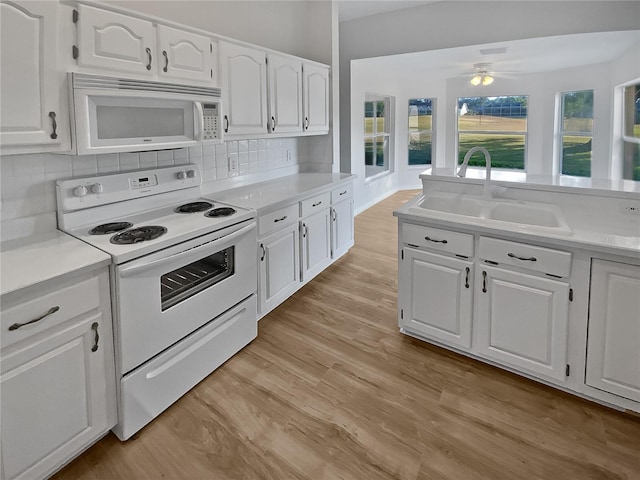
118;223;255;278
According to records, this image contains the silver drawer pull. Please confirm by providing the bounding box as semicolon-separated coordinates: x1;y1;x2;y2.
274;216;287;222
339;190;347;196
425;236;447;244
8;306;60;331
312;201;322;207
91;322;100;352
508;253;537;262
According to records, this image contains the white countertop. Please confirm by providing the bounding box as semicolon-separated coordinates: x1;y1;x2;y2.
1;231;111;298
395;194;640;258
204;173;355;214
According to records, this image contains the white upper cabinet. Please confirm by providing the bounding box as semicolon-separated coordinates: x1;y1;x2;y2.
77;5;156;75
157;25;213;83
219;41;269;135
303;63;330;132
267;53;303;134
586;259;640;402
0;1;69;154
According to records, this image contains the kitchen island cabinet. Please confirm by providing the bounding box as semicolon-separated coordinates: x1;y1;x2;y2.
0;233;115;480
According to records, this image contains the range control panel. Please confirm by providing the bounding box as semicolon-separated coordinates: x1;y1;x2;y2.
202;103;220;141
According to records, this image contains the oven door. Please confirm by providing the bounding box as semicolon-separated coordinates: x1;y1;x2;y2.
114;220;257;374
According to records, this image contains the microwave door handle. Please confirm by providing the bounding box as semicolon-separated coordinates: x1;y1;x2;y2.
194;102;204;142
118;223;255;278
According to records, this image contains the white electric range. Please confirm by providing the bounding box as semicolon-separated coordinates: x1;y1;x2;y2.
57;165;258;440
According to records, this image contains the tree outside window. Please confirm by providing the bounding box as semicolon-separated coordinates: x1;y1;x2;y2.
408;98;434;166
560;90;594;177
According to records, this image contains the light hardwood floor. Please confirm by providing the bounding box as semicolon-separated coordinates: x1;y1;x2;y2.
55;190;640;480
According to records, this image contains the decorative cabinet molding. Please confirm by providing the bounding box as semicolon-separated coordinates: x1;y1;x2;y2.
0;0;70;154
303;63;330;132
219;41;269;136
156;24;213;84
267;53;303;134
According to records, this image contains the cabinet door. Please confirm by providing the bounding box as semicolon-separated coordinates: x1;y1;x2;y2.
0;1;68;153
259;224;300;317
399;248;473;348
1;315;112;480
586;260;640;402
476;266;570;382
77;5;155;75
219;42;268;135
157;25;212;84
267;53;303;134
302;63;329;132
301;209;332;283
331;199;354;259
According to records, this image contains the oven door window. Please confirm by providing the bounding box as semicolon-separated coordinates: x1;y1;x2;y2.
160;246;234;311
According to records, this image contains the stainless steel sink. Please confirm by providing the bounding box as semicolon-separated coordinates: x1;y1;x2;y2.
408;193;573;235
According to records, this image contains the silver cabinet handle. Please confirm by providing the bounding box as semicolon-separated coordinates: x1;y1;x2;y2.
482;271;487;293
312;201;322;207
260;243;266;261
271;116;276;132
304;117;309;130
331;209;336;221
425;236;447;244
9;306;60;331
508;253;537;262
339;190;347;196
273;216;287;223
302;223;308;238
49;112;58;139
162;50;169;72
224;115;229;133
145;47;152;70
465;267;470;289
91;322;99;352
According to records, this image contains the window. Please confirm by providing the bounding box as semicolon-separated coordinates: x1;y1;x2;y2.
623;83;640;181
408;98;434;166
457;96;527;169
364;94;391;179
559;90;594;177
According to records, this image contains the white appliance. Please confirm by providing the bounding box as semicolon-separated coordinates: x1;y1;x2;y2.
57;165;256;440
69;73;222;155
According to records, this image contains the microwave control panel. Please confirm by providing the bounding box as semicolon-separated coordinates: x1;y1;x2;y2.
202;103;220;141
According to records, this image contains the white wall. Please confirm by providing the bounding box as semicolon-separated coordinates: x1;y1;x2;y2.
340;1;640;211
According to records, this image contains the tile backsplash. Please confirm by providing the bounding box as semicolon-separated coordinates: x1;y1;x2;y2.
0;138;303;238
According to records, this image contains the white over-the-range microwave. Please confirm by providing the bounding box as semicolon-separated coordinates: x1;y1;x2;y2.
69;73;223;155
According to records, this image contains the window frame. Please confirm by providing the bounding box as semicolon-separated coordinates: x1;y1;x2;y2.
364;94;393;180
456;96;529;171
558;89;594;178
622;82;640;181
407;97;435;168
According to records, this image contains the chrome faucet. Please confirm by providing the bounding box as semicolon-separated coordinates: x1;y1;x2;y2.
457;146;492;197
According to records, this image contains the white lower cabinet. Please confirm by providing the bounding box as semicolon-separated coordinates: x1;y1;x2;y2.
259;223;301;316
300;208;332;283
331;198;354;259
476;265;570;382
586;259;640;402
400;248;473;348
0;271;115;480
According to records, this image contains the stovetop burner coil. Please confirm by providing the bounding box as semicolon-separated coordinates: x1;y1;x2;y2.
110;226;168;244
205;207;236;218
89;222;134;235
175;201;214;213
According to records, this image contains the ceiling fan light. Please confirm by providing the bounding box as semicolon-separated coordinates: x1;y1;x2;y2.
470;74;482;86
482;74;494;86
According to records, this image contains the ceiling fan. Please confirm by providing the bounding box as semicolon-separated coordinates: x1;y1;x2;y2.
465;62;519;85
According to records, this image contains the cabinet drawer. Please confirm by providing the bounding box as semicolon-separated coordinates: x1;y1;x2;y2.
259;204;299;236
1;276;100;350
331;184;353;203
300;192;330;217
402;223;473;257
479;237;572;277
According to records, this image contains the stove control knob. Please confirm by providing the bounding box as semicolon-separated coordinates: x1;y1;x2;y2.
186;169;196;178
176;171;187;180
73;185;88;197
91;183;104;194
